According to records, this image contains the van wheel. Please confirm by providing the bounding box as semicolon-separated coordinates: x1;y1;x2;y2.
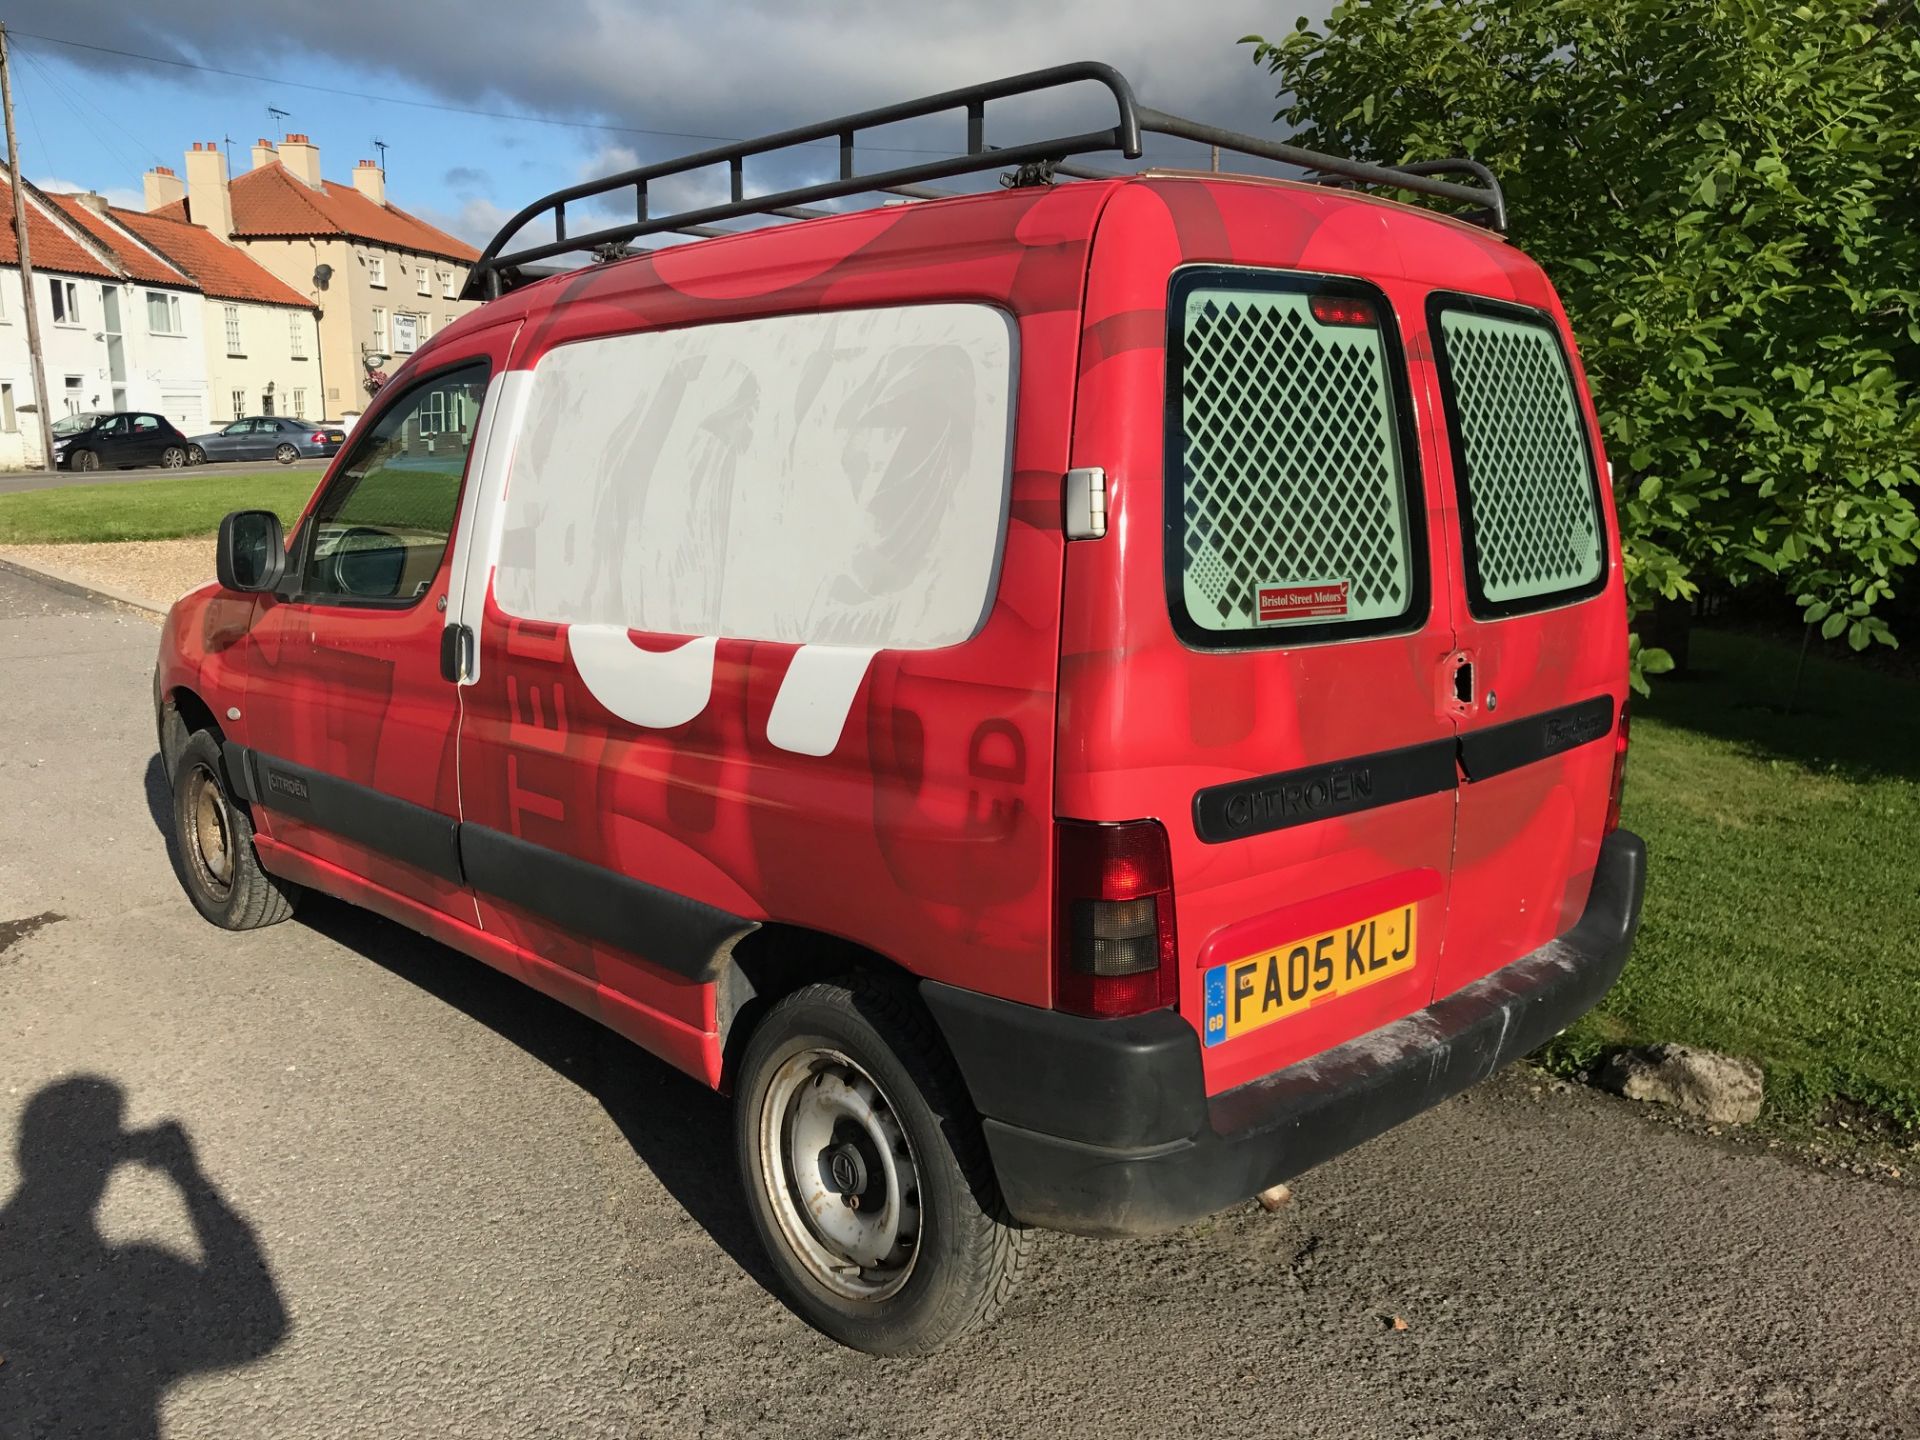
169;730;300;930
735;978;1031;1355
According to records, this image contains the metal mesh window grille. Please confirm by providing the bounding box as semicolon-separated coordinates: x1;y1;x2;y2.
1177;287;1412;632
1438;309;1601;604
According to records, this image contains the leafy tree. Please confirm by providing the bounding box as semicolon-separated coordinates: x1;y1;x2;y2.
1246;0;1920;667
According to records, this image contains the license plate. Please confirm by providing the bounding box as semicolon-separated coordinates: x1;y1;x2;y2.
1203;904;1418;1047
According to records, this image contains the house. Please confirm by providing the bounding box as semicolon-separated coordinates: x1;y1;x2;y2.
86;201;321;429
142;135;482;419
45;193;208;435
0;174;198;468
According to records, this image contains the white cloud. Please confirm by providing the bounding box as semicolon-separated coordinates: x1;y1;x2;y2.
33;176;145;210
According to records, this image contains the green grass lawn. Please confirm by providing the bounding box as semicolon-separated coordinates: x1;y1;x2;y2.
0;473;317;544
1543;627;1920;1133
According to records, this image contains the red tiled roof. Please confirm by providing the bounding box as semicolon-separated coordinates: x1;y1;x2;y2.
110;207;315;309
0;176;116;279
210;163;479;261
48;194;192;287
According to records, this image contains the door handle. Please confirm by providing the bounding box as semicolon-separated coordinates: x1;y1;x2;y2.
439;622;474;684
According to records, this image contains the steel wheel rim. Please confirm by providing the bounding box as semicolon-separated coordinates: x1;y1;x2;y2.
185;763;234;900
759;1046;921;1302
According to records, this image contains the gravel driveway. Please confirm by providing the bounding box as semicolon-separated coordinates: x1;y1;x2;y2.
0;537;214;612
3;566;1917;1440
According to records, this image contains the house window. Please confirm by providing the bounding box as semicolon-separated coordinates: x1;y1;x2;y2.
371;307;387;349
1;382;14;432
64;376;85;415
367;255;386;288
50;279;81;325
417;314;432;343
440;269;456;299
416;266;430;296
292;388;307;419
224;305;244;356
146;291;183;336
290;311;306;359
418;389;448;435
231;388;246;420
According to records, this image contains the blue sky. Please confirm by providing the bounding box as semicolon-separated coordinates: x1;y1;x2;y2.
7;1;1304;251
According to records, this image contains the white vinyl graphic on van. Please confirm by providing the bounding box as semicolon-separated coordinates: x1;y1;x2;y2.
492;304;1016;753
567;629;718;729
765;645;883;757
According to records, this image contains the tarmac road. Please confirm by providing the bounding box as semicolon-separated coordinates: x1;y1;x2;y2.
1;565;1916;1440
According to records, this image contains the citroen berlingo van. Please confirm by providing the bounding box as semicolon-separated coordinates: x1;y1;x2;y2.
154;62;1645;1354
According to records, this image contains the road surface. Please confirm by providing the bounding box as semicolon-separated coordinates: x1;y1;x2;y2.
1;567;1915;1439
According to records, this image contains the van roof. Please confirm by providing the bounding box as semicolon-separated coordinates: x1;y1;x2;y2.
438;169;1529;347
461;61;1507;304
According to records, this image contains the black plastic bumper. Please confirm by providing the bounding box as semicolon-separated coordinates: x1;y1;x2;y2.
923;829;1646;1237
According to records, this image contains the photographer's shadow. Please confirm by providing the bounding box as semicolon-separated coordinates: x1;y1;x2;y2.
0;1076;288;1439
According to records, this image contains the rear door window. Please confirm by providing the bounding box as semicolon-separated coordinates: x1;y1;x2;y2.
1166;267;1424;648
1429;295;1605;616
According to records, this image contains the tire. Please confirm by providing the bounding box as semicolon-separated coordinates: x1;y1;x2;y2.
168;730;300;930
274;443;298;465
161;446;187;468
70;448;99;472
735;977;1031;1355
187;445;207;465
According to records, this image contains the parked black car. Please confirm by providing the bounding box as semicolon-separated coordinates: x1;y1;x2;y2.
51;412;191;471
186;416;348;466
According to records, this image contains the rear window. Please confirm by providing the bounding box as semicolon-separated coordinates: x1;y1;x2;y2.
1166;267;1423;648
1429;295;1605;616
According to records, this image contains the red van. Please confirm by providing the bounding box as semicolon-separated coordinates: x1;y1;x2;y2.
154;64;1644;1354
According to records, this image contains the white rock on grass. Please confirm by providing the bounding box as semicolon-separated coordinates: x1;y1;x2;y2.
1598;1043;1765;1125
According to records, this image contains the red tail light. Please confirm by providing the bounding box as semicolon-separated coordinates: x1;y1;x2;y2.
1310;295;1377;327
1054;819;1178;1018
1605;701;1632;833
310;432;327;445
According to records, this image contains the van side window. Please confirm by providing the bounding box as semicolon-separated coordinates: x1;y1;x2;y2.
1430;297;1604;615
1167;268;1422;647
299;362;489;605
494;304;1015;649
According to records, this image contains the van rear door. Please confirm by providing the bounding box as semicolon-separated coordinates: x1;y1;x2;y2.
1059;191;1466;1096
1420;292;1626;999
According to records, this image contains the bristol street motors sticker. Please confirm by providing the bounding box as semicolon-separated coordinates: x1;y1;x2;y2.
1257;579;1349;625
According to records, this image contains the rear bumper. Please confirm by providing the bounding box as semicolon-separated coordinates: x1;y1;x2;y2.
923;829;1646;1237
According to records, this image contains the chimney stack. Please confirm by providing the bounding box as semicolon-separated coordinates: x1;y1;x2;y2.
280;133;323;190
75;192;110;218
142;165;184;212
183;142;233;237
251;137;279;170
352;158;385;208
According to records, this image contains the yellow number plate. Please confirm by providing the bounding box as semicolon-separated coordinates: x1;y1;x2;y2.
1202;905;1418;1047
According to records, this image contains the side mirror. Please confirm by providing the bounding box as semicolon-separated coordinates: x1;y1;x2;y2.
216;510;287;593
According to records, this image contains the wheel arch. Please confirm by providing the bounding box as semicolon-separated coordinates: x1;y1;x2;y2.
715;925;935;1096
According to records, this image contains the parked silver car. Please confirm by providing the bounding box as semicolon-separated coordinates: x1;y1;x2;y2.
186;416;347;466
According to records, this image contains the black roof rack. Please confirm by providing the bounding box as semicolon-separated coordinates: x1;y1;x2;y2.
463;61;1506;300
